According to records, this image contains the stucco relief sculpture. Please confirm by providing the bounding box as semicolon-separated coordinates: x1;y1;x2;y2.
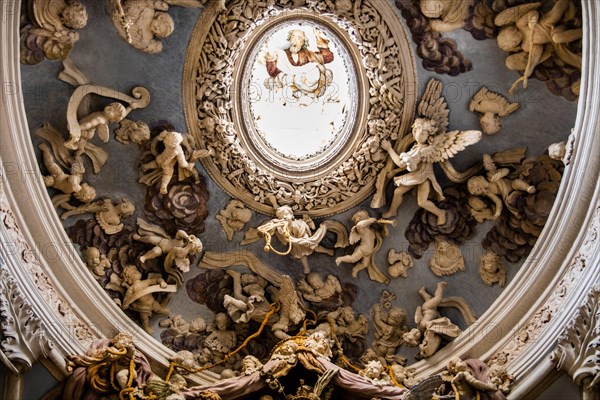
243;205;347;274
373;79;482;224
60;198;136;234
134;218;203;275
20;0;88;64
297;272;342;304
436;357;510;400
64;85;151;156
420;0;473;33
467;154;536;221
38;142;97;214
216;200;253;241
187;0;415;215
367;291;413;366
429;240;465;277
121;264;176;334
109;0;216;54
412;282;477;359
387;249;414;279
139;130;211;195
479;251;507;287
114;119;151;145
469;87;520;135
83;247;111;278
335;210;395;284
495;0;582;93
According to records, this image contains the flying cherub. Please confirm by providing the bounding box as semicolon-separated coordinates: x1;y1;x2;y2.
469;87;520;135
375;79;482;225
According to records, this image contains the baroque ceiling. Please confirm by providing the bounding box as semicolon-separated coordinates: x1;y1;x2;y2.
2;0;596;399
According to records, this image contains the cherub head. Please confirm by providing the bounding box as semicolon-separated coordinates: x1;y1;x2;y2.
411;118;436;143
113;332;133;350
214;313;230;331
387;307;407;325
361;360;384;379
151;12;175;38
122;265;142;285
447;357;469;374
189;317;207;333
116;199;136;217
467;176;490;196
497;26;522;52
306;272;324;289
160;131;184;149
83;247;102;267
74;183;96;203
104;103;127;123
130;121;151;144
275;205;294;221
480;113;502;135
62;2;88;30
287;29;307;54
420;0;446;18
351;209;370;224
480;252;502;273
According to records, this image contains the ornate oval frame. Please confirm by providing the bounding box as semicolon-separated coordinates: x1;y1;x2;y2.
183;1;417;217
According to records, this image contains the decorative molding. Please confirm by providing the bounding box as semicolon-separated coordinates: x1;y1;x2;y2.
0;263;61;372
184;0;416;216
489;205;600;368
551;283;600;396
0;181;96;345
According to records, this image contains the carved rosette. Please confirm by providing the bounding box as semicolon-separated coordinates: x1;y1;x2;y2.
184;0;416;216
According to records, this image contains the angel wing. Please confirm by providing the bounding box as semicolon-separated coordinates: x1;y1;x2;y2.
419;130;482;163
348;226;360;245
32;0;69;32
272;275;305;325
495;2;542;26
417;79;449;135
469;87;520;116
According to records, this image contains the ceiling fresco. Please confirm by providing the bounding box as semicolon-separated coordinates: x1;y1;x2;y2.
18;0;582;398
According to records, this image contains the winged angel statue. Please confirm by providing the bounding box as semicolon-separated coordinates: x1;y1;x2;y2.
374;79;482;225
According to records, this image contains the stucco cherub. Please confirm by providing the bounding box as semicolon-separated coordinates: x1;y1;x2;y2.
413;282;476;359
216;199;253;241
133;218;203;274
65;102;129;151
140;130;211;195
223;270;304;340
495;0;582;92
121;264;176;333
359;360;393;387
297;272;342;304
83;247;110;278
60;198;135;234
251;205;343;274
369;292;410;366
439;357;506;400
374;79;482;224
203;313;237;363
114;119;151;145
420;0;473;32
467;154;535;219
21;0;88;64
38;142;97;212
387;249;413;279
469;87;520;135
335;209;395;284
110;0;175;54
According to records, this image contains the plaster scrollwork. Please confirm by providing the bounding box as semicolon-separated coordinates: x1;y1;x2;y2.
0;183;96;345
490;204;600;367
0;265;64;374
551;283;600;396
185;0;416;216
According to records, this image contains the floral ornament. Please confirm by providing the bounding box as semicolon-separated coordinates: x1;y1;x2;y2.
143;177;209;237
